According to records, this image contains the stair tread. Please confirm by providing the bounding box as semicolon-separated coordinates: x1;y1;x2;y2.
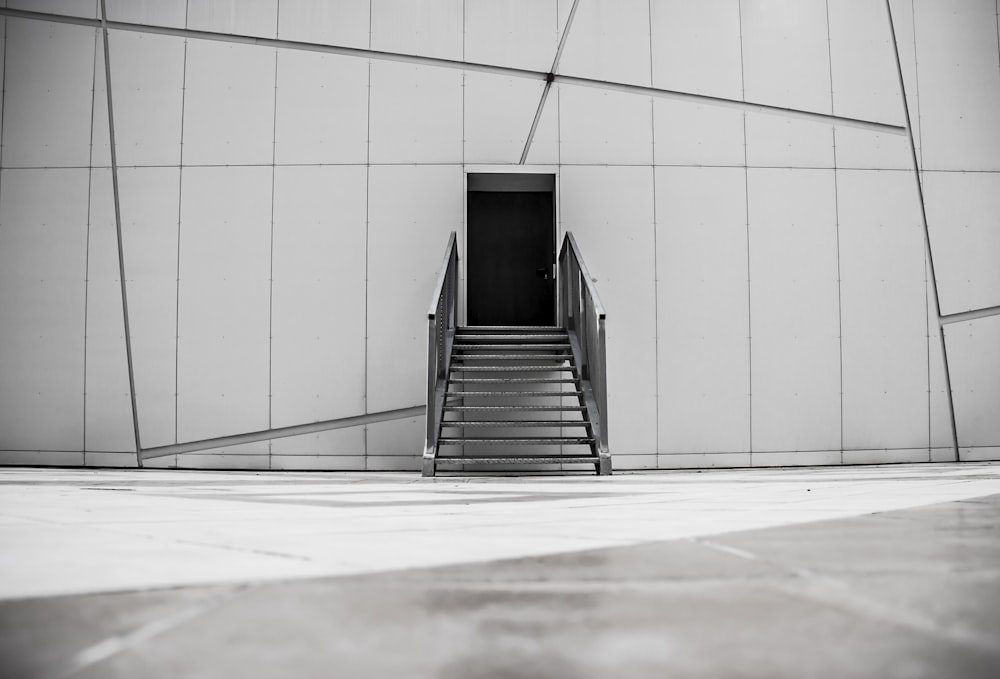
435;456;599;464
451;366;576;372
439;437;595;445
454;344;571;350
450;378;578;383
447;391;583;397
441;420;589;427
459;326;564;331
452;354;572;360
456;334;567;341
444;405;586;411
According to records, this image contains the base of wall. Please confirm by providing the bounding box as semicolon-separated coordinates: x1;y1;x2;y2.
1;447;995;471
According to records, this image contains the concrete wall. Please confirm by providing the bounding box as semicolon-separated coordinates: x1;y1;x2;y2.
0;0;998;470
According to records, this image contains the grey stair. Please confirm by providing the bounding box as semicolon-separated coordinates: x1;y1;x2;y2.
453;354;572;360
455;334;567;342
439;437;595;445
450;365;575;372
435;456;599;465
446;391;583;397
454;343;571;351
459;326;563;331
429;324;603;476
444;405;585;411
441;421;589;428
450;377;578;384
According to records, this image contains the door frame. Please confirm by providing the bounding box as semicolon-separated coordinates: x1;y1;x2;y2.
462;166;561;327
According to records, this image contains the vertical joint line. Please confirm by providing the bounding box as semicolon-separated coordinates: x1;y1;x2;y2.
99;0;143;465
825;0;845;464
363;4;373;467
268;47;278;466
82;29;100;463
738;0;753;462
884;0;960;462
174;29;189;466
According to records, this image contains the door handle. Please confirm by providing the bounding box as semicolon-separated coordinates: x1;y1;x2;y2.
535;267;551;280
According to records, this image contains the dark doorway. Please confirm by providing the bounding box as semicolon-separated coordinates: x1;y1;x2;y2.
466;174;556;326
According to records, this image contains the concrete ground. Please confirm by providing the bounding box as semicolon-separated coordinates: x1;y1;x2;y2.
1;463;999;678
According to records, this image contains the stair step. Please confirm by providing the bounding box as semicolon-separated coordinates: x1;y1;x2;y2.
452;354;572;361
454;343;571;351
450;378;579;384
435;456;599;465
446;391;584;397
456;334;567;342
459;326;564;332
441;420;589;428
451;365;576;372
439;438;595;445
444;405;586;412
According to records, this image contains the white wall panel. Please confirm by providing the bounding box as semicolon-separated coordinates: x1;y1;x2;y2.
176;167;271;442
0;170;88;450
560;166;657;455
464;73;544;165
108;31;185;167
366;165;463;413
106;0;186;28
187;0;278;38
182;41;276;166
649;0;742;99
913;0;1000;171
370;0;463;61
368;61;463;164
833;126;911;171
843;449;930;465
559;85;652;165
273;50;368;165
0;451;85;467
558;0;650;86
524;85;560;165
838;170;927;450
271;166;366;429
745;115;834;168
118;167;179;448
753;451;842;467
658;452;751;469
923;172;1000;315
827;0;904;125
7;0;95;17
465;0;558;72
278;0;370;49
366;416;423;456
945;315;1000;447
748;169;840;452
653;100;744;167
741;0;831;113
84;169;134;452
0;18;4;153
656;167;750;454
270;430;364;458
1;19;95;167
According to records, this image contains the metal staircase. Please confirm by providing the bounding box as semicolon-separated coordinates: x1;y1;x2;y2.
423;233;611;476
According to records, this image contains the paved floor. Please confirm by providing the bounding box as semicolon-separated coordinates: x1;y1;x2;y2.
1;463;999;677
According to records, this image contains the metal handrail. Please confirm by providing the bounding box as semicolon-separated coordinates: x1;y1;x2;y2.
423;232;459;476
558;232;610;473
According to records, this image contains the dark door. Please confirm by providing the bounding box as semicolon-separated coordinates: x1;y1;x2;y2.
467;190;555;326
